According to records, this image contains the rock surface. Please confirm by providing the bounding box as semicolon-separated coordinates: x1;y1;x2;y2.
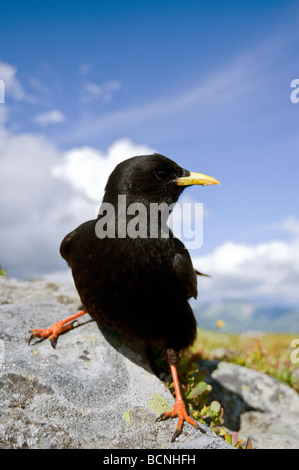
2;276;298;449
202;360;299;449
0;277;231;449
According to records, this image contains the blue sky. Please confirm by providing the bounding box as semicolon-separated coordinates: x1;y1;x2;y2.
1;1;299;306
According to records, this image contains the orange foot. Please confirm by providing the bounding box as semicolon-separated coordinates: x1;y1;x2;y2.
28;310;87;349
156;399;200;442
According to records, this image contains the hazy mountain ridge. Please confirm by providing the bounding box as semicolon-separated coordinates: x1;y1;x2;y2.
193;300;299;333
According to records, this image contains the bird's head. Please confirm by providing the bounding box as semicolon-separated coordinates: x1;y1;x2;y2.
103;153;220;206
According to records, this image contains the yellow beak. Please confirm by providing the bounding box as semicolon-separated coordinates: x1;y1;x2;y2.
176;171;220;187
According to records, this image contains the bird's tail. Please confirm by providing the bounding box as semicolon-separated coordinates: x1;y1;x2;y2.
195;269;211;277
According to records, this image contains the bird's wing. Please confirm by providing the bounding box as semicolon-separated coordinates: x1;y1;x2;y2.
60;220;97;267
60;229;78;266
172;238;198;300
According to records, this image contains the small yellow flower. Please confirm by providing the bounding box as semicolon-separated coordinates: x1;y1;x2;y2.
216;319;225;329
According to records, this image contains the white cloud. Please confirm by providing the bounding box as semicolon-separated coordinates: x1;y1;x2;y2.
0;105;7;128
0;117;95;279
82;79;122;103
51;138;155;202
28;77;51;95
194;219;299;306
78;63;92;76
0;60;34;102
280;216;299;236
33;109;66;126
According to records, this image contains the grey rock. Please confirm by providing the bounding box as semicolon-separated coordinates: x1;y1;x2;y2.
0;277;231;449
200;360;299;449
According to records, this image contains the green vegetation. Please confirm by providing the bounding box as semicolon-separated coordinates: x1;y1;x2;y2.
0;266;7;276
192;328;299;392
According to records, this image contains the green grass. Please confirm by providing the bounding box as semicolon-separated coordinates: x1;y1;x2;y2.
191;328;299;392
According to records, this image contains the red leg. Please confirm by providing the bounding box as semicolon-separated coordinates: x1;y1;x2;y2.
28;310;87;348
156;360;201;442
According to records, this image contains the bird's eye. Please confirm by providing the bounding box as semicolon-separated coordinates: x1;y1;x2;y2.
155;170;169;181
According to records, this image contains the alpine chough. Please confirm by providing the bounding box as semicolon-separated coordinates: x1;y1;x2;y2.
29;153;220;441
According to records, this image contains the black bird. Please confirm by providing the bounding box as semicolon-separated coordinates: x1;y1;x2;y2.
29;153;220;441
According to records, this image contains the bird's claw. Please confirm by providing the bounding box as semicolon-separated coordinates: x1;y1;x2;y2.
171;429;182;443
28;320;76;348
156;399;201;442
156;414;167;423
28;311;86;348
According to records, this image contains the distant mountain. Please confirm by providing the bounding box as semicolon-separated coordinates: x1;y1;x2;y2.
192;299;299;333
